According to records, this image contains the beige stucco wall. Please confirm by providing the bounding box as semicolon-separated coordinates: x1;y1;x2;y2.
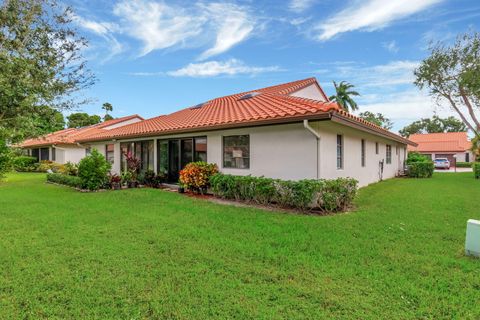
89;121;407;187
420;151;473;163
289;84;326;101
103;117;143;130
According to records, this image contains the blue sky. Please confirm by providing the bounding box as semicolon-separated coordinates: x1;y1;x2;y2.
67;0;480;132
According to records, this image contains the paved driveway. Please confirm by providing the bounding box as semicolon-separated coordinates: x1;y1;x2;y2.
435;167;473;173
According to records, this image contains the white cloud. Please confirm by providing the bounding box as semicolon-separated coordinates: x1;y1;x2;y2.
314;0;444;40
383;40;399;53
167;59;281;77
289;0;315;13
73;14;124;60
198;3;255;60
113;0;204;57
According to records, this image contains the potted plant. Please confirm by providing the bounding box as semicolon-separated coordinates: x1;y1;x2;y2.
110;174;122;190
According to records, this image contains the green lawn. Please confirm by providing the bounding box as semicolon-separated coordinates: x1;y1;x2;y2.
0;173;479;319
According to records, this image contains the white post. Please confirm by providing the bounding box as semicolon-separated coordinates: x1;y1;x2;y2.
153;138;158;174
466;219;480;257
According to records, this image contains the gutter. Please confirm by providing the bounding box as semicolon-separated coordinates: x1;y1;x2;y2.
303;119;321;179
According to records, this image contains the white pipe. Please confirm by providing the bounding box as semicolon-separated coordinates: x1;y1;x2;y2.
303;120;321;179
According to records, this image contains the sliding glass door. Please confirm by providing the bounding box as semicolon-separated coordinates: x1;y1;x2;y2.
157;137;207;182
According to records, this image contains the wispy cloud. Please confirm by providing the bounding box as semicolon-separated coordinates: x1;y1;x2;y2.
198;3;255;60
314;0;444;41
383;40;399;53
72;14;124;60
113;0;204;57
167;59;281;77
289;0;315;13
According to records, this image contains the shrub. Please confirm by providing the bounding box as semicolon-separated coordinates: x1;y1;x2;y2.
78;149;111;190
12;156;37;172
179;162;218;194
408;162;434;178
406;152;430;165
455;162;472;168
209;174;358;213
140;169;165;188
36;160;63;173
124;151;141;181
47;173;82;188
474;163;480;179
59;161;78;176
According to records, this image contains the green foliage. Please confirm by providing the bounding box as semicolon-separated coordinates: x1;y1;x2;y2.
67;113;102;128
414;31;480;135
12;156;37;172
37;160;63;173
0;140;12;179
406;152;430;165
456;162;472;168
399;115;468;137
358;111;393;130
58;161;78;176
78;149;111;190
406;152;434;178
46;172;82;188
210;174;358;213
328;81;360;112
474;163;480;179
0;0;95;143
139;169;165;188
408;162;434;178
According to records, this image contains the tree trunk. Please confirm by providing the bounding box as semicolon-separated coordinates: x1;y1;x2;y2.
459;87;480;130
445;94;478;136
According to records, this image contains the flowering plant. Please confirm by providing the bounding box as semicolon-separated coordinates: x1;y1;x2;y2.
179;162;218;194
123;151;141;181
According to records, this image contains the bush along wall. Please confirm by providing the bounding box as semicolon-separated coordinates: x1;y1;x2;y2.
456;162;472;168
474;163;480;179
209;174;358;213
408;162;434;178
47;173;82;188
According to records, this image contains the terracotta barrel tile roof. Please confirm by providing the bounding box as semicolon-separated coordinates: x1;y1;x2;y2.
408;132;471;152
20;114;143;148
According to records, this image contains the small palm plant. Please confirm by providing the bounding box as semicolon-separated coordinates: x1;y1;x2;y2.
329;81;360;112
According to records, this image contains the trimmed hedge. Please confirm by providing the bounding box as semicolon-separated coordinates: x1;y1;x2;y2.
456;162;472;168
474;163;480;179
12;156;37;172
78;149;111;190
47;173;82;188
408;162;434;178
209;174;358;213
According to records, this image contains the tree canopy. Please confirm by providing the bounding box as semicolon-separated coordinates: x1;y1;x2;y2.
329;81;360;112
399;115;468;137
0;0;95;142
415;31;480;138
67;113;101;128
358;111;393;130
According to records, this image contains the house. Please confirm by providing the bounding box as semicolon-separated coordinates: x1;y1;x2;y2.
73;78;416;187
20;115;143;164
407;132;473;164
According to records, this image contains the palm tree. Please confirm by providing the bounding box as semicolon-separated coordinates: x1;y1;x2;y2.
329;81;360;112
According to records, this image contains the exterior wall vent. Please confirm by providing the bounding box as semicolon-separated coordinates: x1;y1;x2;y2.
239;92;261;100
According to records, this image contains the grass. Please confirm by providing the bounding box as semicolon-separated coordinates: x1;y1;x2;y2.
0;173;479;319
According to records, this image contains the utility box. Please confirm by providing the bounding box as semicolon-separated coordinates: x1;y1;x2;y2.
465;219;480;257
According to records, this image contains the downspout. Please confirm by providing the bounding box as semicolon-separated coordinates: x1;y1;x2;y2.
303;120;321;179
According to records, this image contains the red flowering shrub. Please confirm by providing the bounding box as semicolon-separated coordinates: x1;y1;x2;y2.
179;162;218;194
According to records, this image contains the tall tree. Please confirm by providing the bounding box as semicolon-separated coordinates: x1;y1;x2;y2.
415;31;480;138
399;115;468;137
329;81;360;112
0;0;95;142
67;113;101;128
358;111;393;130
102;102;113;121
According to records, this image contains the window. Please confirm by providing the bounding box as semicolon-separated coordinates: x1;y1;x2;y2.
120;140;153;172
375;142;379;155
157;140;169;175
337;134;343;169
85;147;91;156
105;144;114;164
40;147;49;161
181;139;193;168
194;137;207;162
466;152;470;162
52;148;56;162
386;145;392;164
31;148;39;162
361;139;366;167
223;135;250;169
396;146;399;155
